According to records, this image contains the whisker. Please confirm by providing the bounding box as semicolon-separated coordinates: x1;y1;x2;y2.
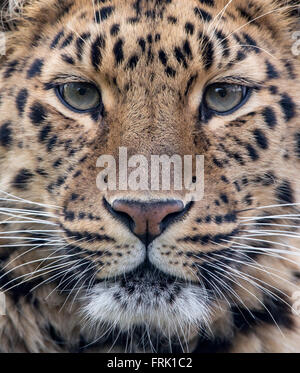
212;251;297;295
212;258;294;320
242;223;300;229
0;188;61;210
0;220;58;226
204;260;285;337
221;4;300;43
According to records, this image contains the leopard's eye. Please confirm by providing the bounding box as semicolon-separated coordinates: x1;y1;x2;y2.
203;83;249;114
56;82;101;112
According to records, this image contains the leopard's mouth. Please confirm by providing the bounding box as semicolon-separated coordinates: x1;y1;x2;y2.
95;258;191;290
82;258;211;342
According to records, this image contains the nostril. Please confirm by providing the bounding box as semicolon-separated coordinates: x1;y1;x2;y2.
114;209;136;232
103;197;135;232
160;201;193;233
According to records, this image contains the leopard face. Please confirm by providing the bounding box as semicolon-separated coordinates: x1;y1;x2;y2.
0;0;300;352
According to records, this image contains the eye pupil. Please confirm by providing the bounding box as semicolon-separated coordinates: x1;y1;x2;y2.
78;88;87;96
216;87;227;98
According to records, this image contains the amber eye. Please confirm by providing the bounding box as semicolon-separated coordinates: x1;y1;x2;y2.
56;82;101;112
204;83;249;114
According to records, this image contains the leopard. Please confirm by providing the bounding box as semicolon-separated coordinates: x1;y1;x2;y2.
0;0;299;353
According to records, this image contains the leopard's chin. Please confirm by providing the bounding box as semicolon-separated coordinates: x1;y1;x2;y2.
81;260;212;341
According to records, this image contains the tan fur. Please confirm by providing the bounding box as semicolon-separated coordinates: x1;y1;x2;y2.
0;0;299;352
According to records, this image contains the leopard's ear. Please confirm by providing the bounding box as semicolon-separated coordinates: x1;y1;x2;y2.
0;1;26;63
0;0;31;31
0;0;74;59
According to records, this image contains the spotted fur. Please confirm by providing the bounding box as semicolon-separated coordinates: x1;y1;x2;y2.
0;0;300;352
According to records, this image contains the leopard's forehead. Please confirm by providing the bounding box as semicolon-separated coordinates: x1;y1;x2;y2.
18;0;285;87
15;0;292;132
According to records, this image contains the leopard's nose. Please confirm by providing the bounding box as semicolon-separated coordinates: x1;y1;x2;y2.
109;199;186;245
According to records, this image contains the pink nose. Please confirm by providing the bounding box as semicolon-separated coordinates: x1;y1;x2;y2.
111;200;185;244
